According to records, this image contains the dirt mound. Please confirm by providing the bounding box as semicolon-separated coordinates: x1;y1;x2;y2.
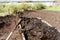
0;12;23;40
0;11;60;40
20;17;60;40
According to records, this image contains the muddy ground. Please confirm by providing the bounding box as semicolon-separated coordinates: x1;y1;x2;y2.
0;10;60;40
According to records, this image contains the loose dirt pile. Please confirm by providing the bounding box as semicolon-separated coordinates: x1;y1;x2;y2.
20;17;60;40
25;10;60;31
0;12;23;40
0;11;60;40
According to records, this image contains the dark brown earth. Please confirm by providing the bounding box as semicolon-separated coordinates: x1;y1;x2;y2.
20;17;60;40
25;10;60;31
0;10;60;40
0;13;22;40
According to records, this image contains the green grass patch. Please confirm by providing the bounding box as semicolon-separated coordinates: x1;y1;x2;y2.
0;3;46;16
46;6;60;11
0;12;9;16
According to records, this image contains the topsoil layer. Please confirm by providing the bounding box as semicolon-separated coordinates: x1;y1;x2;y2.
20;17;60;40
25;10;60;31
0;14;23;40
0;10;60;40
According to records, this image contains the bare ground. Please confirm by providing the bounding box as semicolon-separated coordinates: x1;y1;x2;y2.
0;15;22;40
0;10;60;40
25;10;60;31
